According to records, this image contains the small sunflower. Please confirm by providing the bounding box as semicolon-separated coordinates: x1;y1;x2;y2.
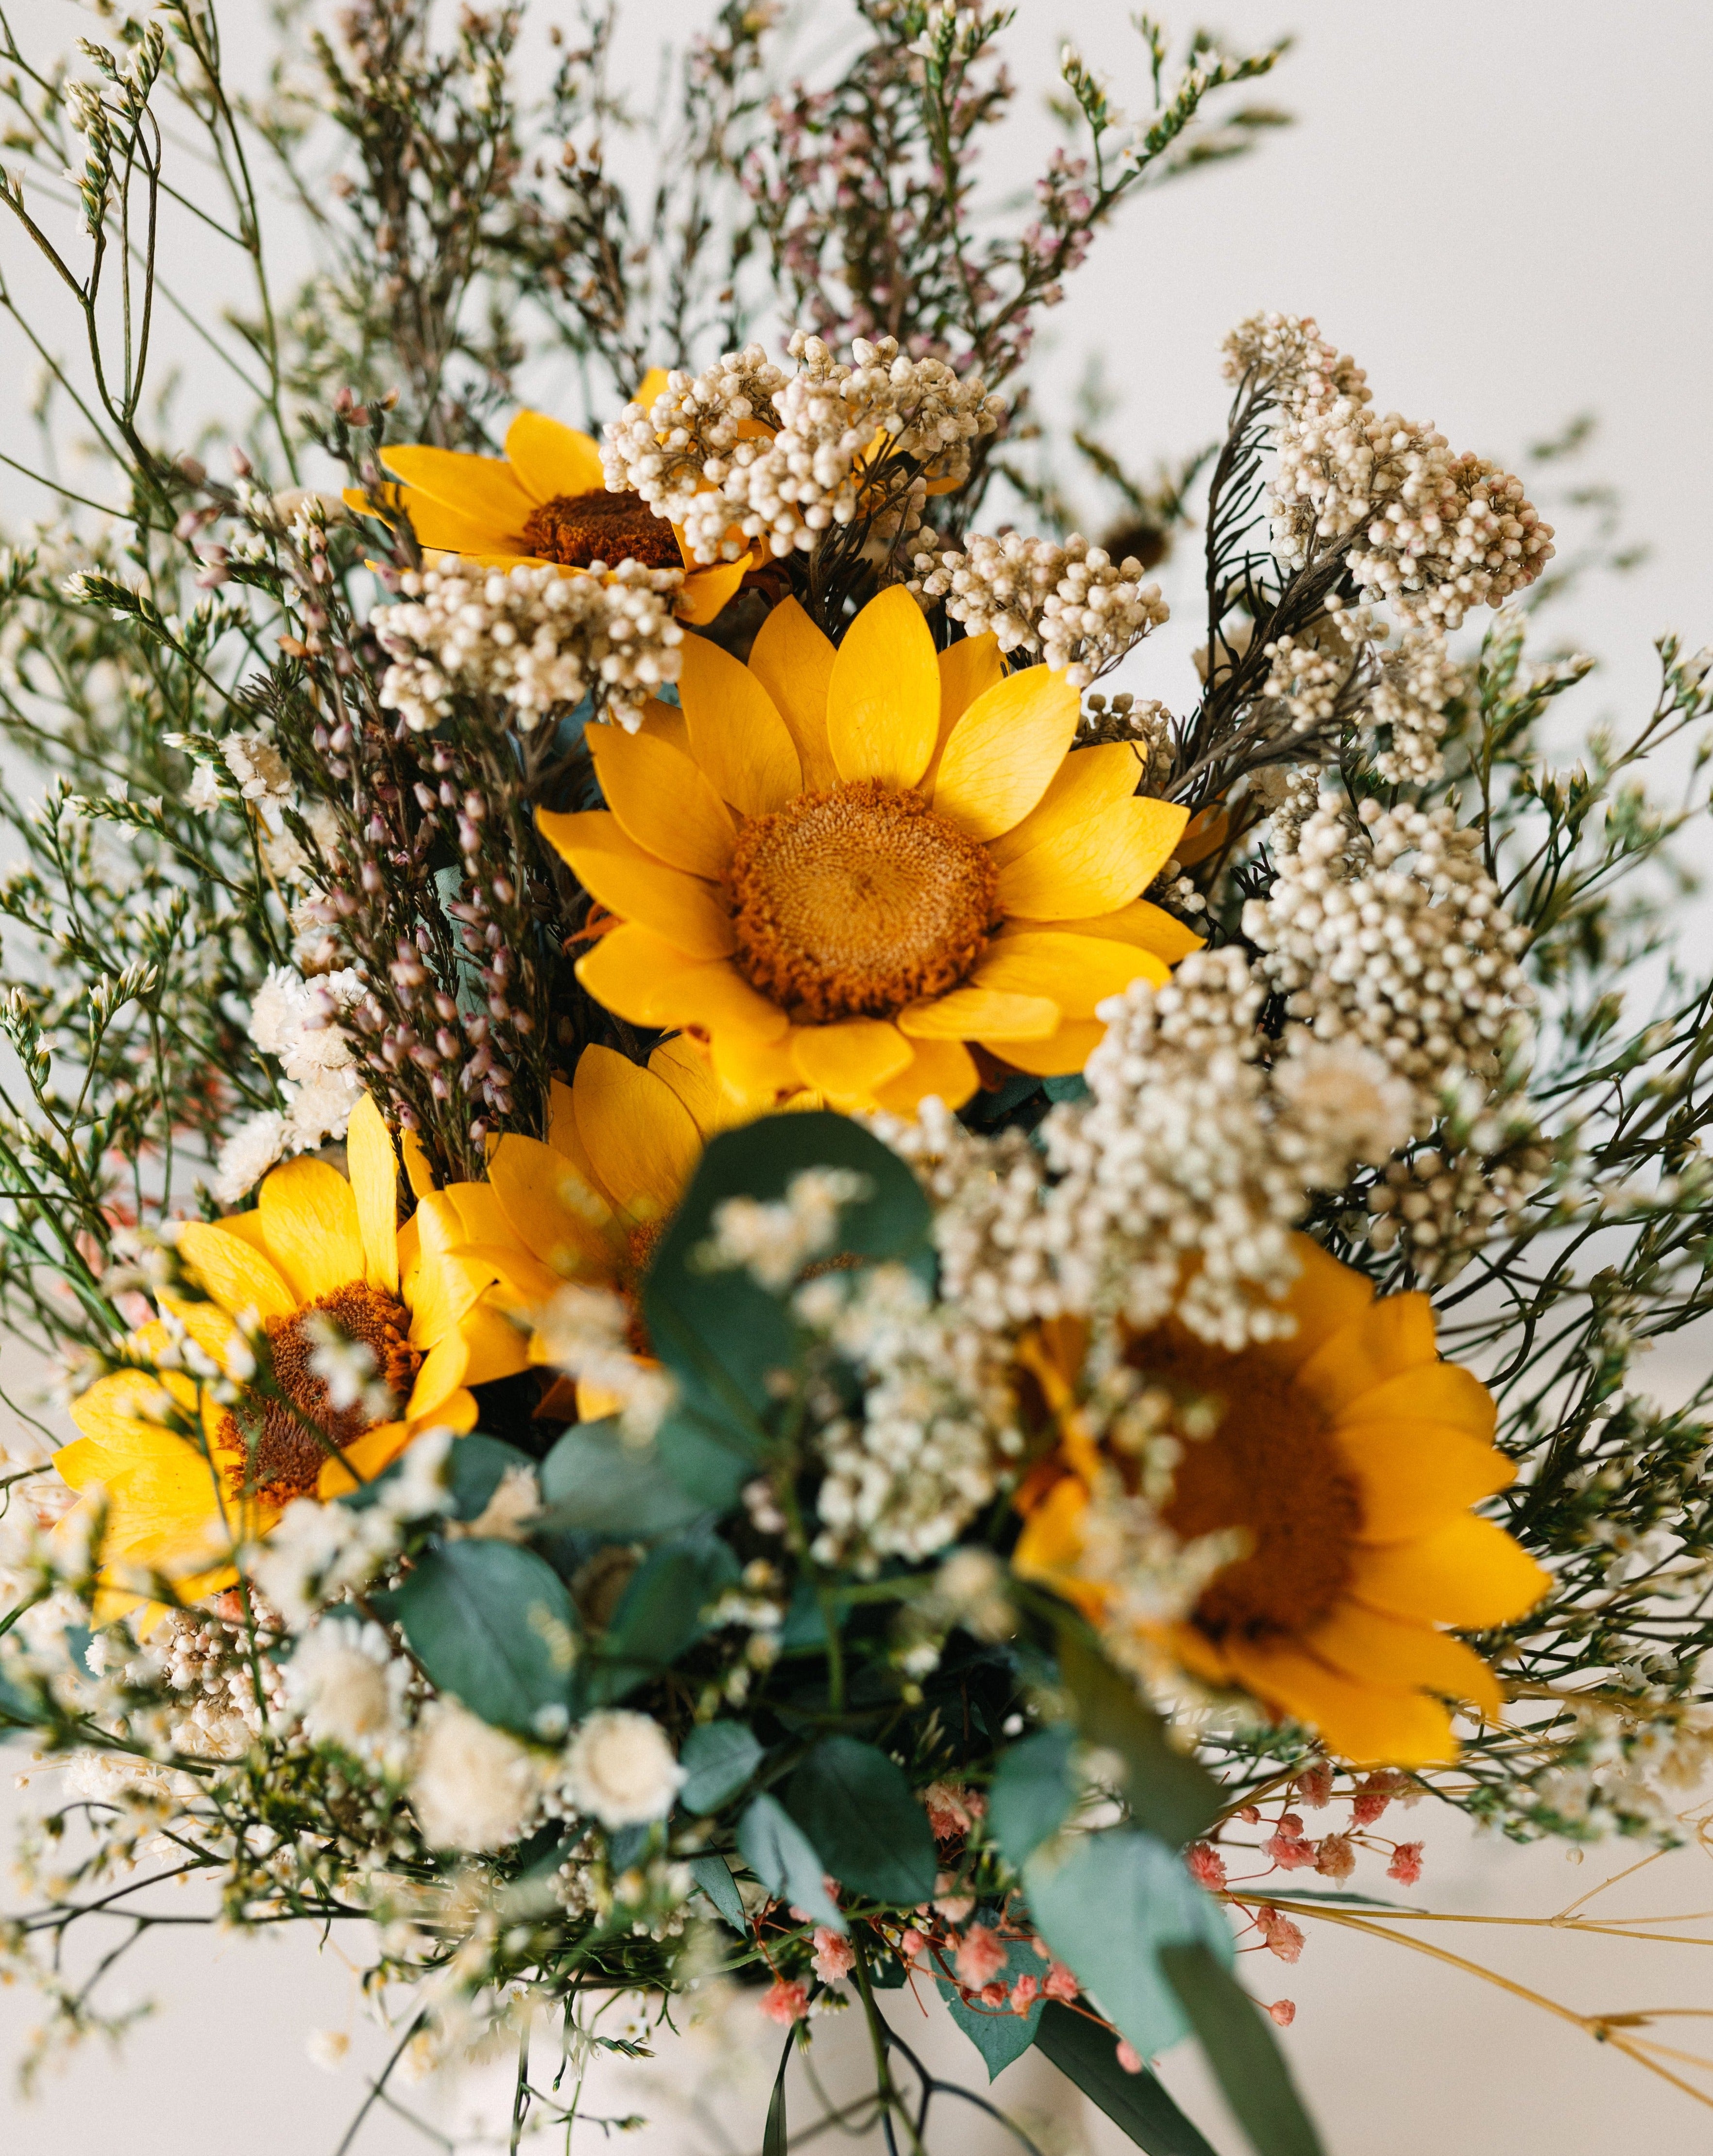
348;379;750;627
54;1097;529;1610
542;587;1199;1116
1012;1235;1551;1766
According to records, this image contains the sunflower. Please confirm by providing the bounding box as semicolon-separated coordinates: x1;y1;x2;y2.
54;1096;529;1610
541;587;1200;1116
448;1037;737;1419
348;379;750;627
1012;1235;1551;1766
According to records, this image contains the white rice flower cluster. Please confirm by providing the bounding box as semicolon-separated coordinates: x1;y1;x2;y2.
601;334;1002;565
535;1284;674;1441
1072;1465;1244;1691
1077;691;1174;781
1363;1087;1553;1282
1243;786;1530;1108
797;1261;1022;1573
910;533;1169;689
213;965;368;1202
285;1617;411;1773
126;1608;285;1761
373;562;684;734
1257;627;1356;736
1362;623;1466;784
560;1709;684;1829
1221;310;1370;413
409;1699;543;1852
697;1166;871;1290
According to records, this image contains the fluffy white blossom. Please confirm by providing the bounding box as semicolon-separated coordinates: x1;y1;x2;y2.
561;1709;684;1828
911;531;1169;688
212;965;367;1200
535;1286;674;1441
410;1700;541;1852
284;1617;408;1770
698;1167;870;1290
186;761;222;813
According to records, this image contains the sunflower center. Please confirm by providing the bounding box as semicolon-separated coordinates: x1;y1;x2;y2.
1134;1330;1363;1644
221;1282;422;1506
517;489;681;571
727;780;1000;1023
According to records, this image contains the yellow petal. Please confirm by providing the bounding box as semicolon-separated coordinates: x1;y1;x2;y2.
538;809;735;960
869;1036;980;1115
1305;1602;1504;1717
176;1222;297;1325
636;697;691;756
996;797;1189;920
487;1136;616;1277
1340;1420;1516;1544
937;633;1003;740
980;1020;1105;1077
577;928;787;1038
395;497;526;556
1351;1516;1551;1630
1036;897;1205;964
588;722;737;880
257;1156;366;1304
457;1240;565;1311
677;555;749;626
346;1093;401;1296
459;1296;532;1387
157;1290;242;1374
1295;1294;1440;1420
933;668;1080;840
899;987;1060;1040
676;634;801;814
547;1076;585;1166
789;1019;913;1105
746;596;840;791
502;410;605;501
712;1024;808;1109
1222;1636;1459;1768
402;1128;438;1199
973;930;1168;1017
1341;1361;1498;1443
573;1042;703;1215
647;1035;736;1138
1247;1233;1377;1377
826;586;939;789
633;367;673;407
987;742;1148;866
378;445;534;531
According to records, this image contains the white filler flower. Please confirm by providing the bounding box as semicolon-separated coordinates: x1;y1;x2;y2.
562;1709;684;1828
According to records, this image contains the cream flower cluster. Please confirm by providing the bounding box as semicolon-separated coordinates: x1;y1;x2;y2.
910;532;1169;689
213;965;368;1202
373;562;684;734
600;333;1003;565
1363;622;1466;784
1222;310;1369;413
1243;782;1530;1108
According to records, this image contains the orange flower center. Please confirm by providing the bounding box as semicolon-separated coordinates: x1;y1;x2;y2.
1134;1330;1363;1643
726;780;1000;1023
220;1283;421;1506
517;489;682;571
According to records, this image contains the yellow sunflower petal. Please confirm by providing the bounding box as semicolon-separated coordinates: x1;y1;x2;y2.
677;555;750;626
899;987;1060;1040
378;445;534;531
502;410;605;501
973;930;1168;1017
869;1036;980;1114
987;742;1148;866
577;931;786;1040
826;586;940;790
408;1193;502;1348
636;697;690;755
995;797;1189;920
932;669;1082;841
1012;1476;1110;1623
1343;1362;1498;1443
923;634;1004;792
1351;1515;1551;1630
257;1156;367;1304
1036;897;1205;964
647;1035;735;1138
745;595;840;791
487;1135;616;1276
1295;1294;1440;1420
588;722;737;880
392;496;530;556
711;1025;807;1109
158;1290;242;1374
346;1093;402;1296
1340;1420;1516;1544
573;1043;703;1215
1304;1602;1504;1716
64;1370;182;1462
176;1222;297;1325
1248;1233;1378;1376
981;1020;1106;1077
538;809;735;960
677;634;802;814
789;1019;913;1105
459;1296;532;1387
401;1128;438;1200
1223;1636;1459;1768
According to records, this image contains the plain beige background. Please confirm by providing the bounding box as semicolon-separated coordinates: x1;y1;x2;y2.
1;1;1713;2149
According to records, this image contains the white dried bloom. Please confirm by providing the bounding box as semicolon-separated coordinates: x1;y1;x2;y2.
1363;624;1465;784
409;1700;541;1852
213;965;367;1200
698;1167;870;1290
601;335;1001;565
212;1109;292;1204
1222;311;1370;414
247;1492;402;1630
561;1709;684;1828
220;731;292;803
1271;1036;1416;1170
373;561;684;733
186;761;222;814
536;1284;673;1441
911;532;1168;688
284;1617;408;1769
446;1463;540;1543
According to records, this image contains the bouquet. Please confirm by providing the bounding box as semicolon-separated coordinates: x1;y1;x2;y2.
0;6;1709;2150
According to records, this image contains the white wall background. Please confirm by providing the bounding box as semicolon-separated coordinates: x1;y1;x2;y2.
2;2;1712;2150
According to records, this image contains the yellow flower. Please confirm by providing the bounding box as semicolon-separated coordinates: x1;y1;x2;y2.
452;1037;736;1419
346;378;750;627
1012;1236;1551;1767
541;587;1200;1116
54;1097;530;1609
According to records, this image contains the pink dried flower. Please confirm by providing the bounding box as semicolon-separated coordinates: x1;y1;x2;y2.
1314;1832;1356;1882
1115;2039;1144;2074
1010;1973;1040;2012
1294;1763;1334;1809
1352;1770;1406;1828
954;1923;1008;1989
1254;1907;1305;1965
811;1927;856;1982
1387;1840;1425;1887
1187;1842;1228;1891
899;1927;927;1965
922;1782;984;1842
1237;1805;1261;1824
760;1980;811;2025
1267;1999;1297;2028
1043;1960;1081;2002
980;1981;1008;2006
1262;1829;1318;1872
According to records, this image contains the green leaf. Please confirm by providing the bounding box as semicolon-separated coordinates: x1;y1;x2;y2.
737;1793;844;1931
445;1432;534;1523
1034;2002;1218;2156
680;1721;763;1814
391;1541;578;1736
763;2024;794;2156
989;1725;1077;1869
593;1534;740;1702
1159;1940;1325;2156
538;1419;706;1539
687;1851;748;1932
653;1402;760;1511
785;1734;937;1907
1057;1628;1221;1846
938;1934;1045;2079
1023;1828;1231;2060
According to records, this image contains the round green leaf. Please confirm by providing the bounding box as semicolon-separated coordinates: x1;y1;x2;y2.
785;1735;937;1907
391;1540;578;1735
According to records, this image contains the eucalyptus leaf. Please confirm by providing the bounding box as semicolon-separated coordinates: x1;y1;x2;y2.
1159;1941;1325;2156
687;1852;748;1932
1057;1628;1221;1847
679;1721;763;1814
538;1419;706;1540
937;1933;1045;2078
1034;2002;1218;2156
988;1725;1077;1870
737;1793;844;1932
784;1735;936;1906
391;1540;578;1736
593;1534;740;1702
445;1432;534;1523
